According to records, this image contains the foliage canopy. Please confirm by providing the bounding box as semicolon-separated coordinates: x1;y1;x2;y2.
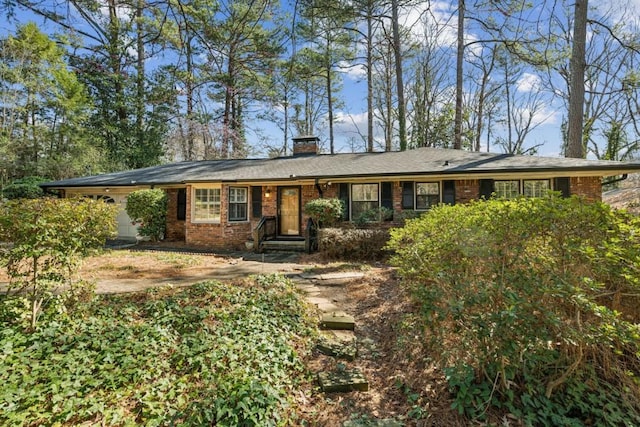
388;195;640;424
125;189;168;241
304;198;344;227
0;197;118;329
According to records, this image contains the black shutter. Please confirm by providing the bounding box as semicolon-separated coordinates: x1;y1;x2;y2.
177;188;186;220
479;179;494;199
381;182;393;221
554;177;570;198
443;180;455;205
381;182;393;209
402;182;414;209
339;183;349;220
251;186;263;219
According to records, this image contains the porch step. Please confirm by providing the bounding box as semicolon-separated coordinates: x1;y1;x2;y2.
260;239;306;252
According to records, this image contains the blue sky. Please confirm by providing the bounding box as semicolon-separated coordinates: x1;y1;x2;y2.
3;0;640;160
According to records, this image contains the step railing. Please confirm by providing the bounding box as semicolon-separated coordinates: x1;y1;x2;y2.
305;218;319;254
253;216;276;252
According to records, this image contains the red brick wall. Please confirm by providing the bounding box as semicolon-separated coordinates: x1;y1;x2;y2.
570;176;602;201
165;189;185;241
455;179;480;204
184;184;252;250
293;141;318;156
179;176;603;249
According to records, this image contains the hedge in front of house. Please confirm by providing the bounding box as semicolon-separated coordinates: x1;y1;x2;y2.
318;227;390;260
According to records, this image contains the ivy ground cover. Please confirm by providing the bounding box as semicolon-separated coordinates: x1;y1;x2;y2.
0;275;315;426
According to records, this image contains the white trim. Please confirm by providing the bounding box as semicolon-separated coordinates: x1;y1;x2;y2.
191;184;222;224
228;186;249;222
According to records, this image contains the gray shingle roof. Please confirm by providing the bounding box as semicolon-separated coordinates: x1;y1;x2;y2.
41;147;640;188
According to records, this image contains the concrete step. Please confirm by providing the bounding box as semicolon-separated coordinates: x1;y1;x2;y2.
260;239;306;252
321;311;355;330
317;330;357;361
318;368;369;392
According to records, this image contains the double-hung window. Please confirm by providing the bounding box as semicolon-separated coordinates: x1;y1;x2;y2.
523;179;550;198
351;183;379;219
416;182;440;210
228;187;248;221
193;187;221;222
494;180;520;199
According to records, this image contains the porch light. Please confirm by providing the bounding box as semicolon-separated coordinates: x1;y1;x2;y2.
265;188;271;198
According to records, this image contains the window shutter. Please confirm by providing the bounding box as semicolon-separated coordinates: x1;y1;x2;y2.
381;182;393;210
402;182;414;209
443;180;455;205
177;188;186;220
554;177;570;198
251;186;263;219
479;179;494;199
339;183;349;220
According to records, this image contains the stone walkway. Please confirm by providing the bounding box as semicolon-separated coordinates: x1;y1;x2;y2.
288;271;370;393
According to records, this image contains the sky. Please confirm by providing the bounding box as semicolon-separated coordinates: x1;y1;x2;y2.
3;0;640;160
328;0;640;158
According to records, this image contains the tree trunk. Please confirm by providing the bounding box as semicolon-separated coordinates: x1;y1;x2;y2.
136;0;145;164
185;33;195;160
454;0;465;150
391;0;406;151
565;0;588;158
326;44;335;154
366;0;374;152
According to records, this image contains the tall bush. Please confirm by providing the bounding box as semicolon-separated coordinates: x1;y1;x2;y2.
125;189;168;241
3;176;46;199
387;196;640;424
0;198;118;329
304;198;344;227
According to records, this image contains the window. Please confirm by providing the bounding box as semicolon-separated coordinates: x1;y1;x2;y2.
351;183;379;219
416;182;440;210
494;180;519;199
193;187;221;222
523;180;550;197
228;187;248;221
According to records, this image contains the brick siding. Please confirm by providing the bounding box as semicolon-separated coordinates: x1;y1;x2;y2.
455;179;481;204
164;189;185;241
174;175;603;249
570;176;602;201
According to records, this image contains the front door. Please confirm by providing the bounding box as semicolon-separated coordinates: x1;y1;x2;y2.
278;187;300;236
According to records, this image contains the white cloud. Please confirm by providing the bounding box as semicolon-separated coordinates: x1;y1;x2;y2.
338;61;367;81
516;73;542;92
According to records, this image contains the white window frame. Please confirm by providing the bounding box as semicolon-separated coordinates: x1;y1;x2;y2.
415;182;440;210
494;180;520;199
523;179;550;198
192;186;221;223
228;187;248;222
351;183;379;219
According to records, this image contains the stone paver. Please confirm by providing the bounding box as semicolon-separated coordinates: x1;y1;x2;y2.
317;369;369;392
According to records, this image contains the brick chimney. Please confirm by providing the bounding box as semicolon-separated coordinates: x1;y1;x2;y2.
292;135;319;156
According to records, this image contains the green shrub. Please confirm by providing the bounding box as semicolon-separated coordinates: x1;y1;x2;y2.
0;197;118;329
3;176;46;199
387;195;640;424
319;227;390;260
125;189;167;241
353;206;393;227
304;198;344;227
